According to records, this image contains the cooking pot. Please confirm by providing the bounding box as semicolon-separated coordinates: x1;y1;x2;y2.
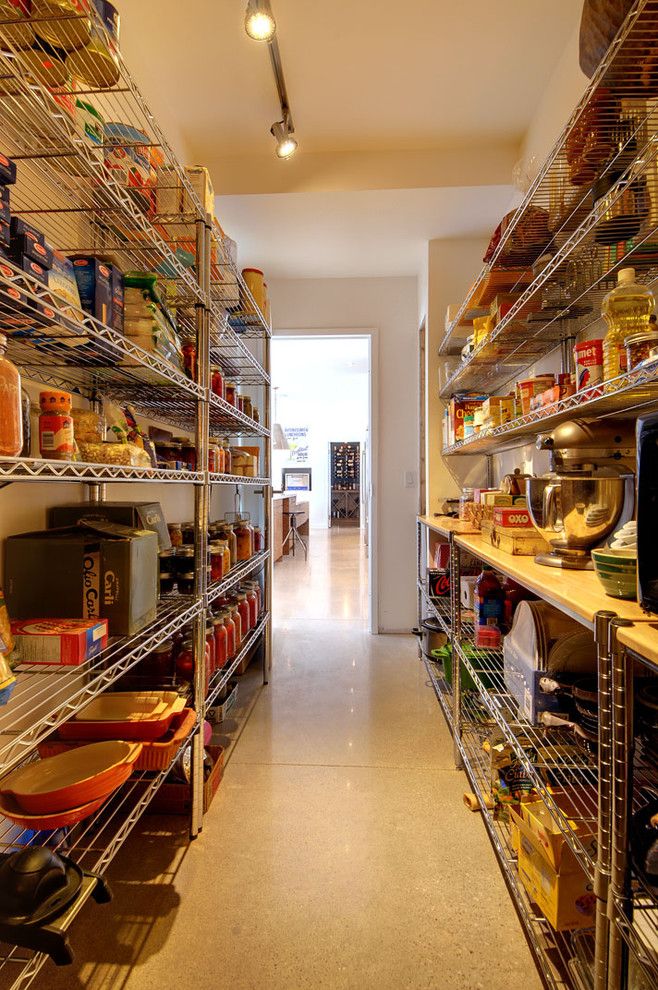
413;617;448;657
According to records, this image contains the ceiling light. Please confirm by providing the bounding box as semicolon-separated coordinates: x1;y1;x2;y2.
245;0;276;42
271;120;298;159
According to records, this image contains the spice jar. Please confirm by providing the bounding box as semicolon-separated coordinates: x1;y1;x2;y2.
167;522;183;548
0;332;23;457
211;365;224;400
235;518;253;561
39;390;75;460
253;526;264;552
225;382;236;407
213;614;228;669
210;542;224;582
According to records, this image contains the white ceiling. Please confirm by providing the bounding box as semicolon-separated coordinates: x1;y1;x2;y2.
122;1;583;280
218;184;513;278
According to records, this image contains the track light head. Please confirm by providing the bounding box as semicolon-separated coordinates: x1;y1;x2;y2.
271;120;298;159
245;0;276;42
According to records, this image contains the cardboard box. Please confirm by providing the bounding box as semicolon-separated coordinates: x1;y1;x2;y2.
48;501;171;552
510;793;597;931
460;575;478;609
492;507;535;529
481;395;515;429
428;568;450;599
183;165;214;216
447;395;487;444
0;185;10;225
70;256;112;325
109;264;124;332
5;521;158;636
481;520;549;556
10;618;108;665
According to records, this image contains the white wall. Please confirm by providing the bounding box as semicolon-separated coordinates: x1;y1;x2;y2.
272;337;369;529
267;276;419;633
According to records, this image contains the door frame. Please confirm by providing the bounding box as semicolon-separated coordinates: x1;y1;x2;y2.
272;327;379;635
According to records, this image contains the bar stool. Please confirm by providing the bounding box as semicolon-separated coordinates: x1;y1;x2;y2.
282;509;308;561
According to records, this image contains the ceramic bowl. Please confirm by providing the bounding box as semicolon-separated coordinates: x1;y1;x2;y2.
592;550;637;600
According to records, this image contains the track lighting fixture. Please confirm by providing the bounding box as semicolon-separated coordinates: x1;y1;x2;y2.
271;119;298;159
244;0;276;42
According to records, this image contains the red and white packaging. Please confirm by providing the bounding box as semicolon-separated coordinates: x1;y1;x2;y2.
10;618;108;665
492;507;534;529
574;339;604;393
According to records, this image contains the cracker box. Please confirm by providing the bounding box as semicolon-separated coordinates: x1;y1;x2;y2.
10;618;108;665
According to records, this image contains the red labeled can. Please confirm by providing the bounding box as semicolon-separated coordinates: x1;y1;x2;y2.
574;339;604;393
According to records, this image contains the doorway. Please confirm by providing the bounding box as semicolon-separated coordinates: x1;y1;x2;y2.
271;333;375;631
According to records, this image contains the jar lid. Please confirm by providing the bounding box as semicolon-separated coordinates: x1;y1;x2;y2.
153;639;174;654
625;331;658;345
180;571;195;579
177;546;195;557
159;571;174;580
39;390;71;410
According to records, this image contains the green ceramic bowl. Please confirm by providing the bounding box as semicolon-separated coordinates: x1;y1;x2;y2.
592;550;637;600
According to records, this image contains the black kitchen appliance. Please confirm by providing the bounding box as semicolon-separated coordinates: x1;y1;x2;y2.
637;412;658;612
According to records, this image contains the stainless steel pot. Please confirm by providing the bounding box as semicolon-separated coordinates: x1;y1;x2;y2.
526;473;631;568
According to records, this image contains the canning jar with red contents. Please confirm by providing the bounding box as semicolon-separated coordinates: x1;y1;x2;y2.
242;586;258;628
223;608;236;659
210;542;224;582
175;636;195;682
211;365;224;400
236;592;251;635
213;614;228;669
230;603;242;648
206;625;216;679
235;519;253;561
253;526;264;552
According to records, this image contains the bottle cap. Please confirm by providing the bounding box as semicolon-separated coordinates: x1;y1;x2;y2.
618;267;636;284
39;390;71;412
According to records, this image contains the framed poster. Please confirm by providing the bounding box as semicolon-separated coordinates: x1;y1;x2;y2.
284;426;310;464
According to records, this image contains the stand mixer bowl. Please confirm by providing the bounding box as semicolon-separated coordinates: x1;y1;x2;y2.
527;474;629;568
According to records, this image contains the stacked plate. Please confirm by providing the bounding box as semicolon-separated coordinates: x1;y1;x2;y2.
0;741;142;829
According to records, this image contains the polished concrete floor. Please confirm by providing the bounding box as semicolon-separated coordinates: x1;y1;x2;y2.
43;527;541;990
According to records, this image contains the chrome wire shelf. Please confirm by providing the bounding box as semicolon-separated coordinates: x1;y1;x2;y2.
208;474;271;487
417;580;451;638
0;719;197;990
0;596;201;776
440;0;658;391
206;611;270;709
455;640;599;881
210;324;271;387
209;393;270;438
457;713;581;990
442;362;658;455
423;655;454;731
0;455;203;484
207;550;270;606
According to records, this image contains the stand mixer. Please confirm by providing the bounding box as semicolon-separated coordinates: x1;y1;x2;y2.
526;419;636;569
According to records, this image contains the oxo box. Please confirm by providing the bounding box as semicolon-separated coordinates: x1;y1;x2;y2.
4;521;158;636
10;618;108;665
492;506;534;529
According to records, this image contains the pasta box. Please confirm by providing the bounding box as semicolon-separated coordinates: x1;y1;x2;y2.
5;521;158;636
10;618;108;665
69;256;113;325
492;506;535;529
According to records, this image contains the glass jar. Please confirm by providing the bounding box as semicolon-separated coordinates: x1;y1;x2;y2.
236;592;251;634
459;487;475;522
178;571;195;596
210;542;224;582
225;382;236;407
223;608;236;659
218;539;231;575
175;636;195;682
181;521;195;545
223;439;232;474
210;365;224;399
208;444;218;474
243;586;258;628
217;442;225;474
252;407;259;424
230;603;242;648
182;342;197;381
235;519;253;561
237;394;245;414
0;333;23;457
143;638;175;679
213;615;228;669
220;523;237;567
167;523;183;548
39;390;75;460
206;625;216;679
247;580;262;617
175;546;195;577
242;396;253;419
253;526;264;552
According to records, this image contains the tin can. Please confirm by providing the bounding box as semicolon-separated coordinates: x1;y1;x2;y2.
574;338;604;392
103;122;153;211
32;0;93;52
0;1;34;52
66;0;119;89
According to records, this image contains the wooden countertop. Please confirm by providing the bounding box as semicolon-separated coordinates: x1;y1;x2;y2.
617;621;658;667
417;515;479;538
454;533;648;631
